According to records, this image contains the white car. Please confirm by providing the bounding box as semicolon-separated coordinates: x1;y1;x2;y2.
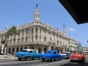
59;53;66;59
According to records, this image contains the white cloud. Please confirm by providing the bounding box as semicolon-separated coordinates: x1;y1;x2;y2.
67;27;77;31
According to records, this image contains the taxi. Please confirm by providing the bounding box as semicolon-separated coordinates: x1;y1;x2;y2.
70;52;86;62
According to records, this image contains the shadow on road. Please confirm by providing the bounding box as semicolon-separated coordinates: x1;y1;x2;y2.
60;61;88;66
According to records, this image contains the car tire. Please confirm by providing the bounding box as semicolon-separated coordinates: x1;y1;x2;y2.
50;58;54;62
25;56;30;61
81;58;85;63
32;58;34;60
38;57;40;60
18;58;22;61
42;59;45;61
59;57;62;60
70;60;73;62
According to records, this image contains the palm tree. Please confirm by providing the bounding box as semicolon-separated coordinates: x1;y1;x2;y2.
5;26;19;55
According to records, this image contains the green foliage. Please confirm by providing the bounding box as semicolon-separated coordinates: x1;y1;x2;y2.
7;26;19;36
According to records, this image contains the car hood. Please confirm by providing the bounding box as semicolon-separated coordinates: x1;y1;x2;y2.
40;54;52;57
15;52;26;55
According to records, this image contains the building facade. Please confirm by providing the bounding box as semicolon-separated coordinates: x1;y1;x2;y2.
82;47;88;54
0;6;79;54
69;38;79;52
77;42;82;52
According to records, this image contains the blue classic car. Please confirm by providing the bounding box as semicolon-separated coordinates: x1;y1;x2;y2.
15;49;40;61
40;50;63;61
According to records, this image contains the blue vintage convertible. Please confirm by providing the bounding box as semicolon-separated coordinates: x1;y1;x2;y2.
40;50;63;61
15;49;40;61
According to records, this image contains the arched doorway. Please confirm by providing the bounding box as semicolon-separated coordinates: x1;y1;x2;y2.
16;47;19;52
38;47;41;53
31;47;34;49
44;48;47;52
20;47;23;51
51;46;54;50
57;50;59;53
8;48;11;53
12;48;14;55
24;47;27;49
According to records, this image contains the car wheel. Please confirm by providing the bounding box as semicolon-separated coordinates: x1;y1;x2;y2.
25;56;30;61
81;58;85;63
59;57;62;60
18;58;22;61
32;58;34;60
70;60;73;62
51;58;54;62
38;57;40;60
42;59;45;61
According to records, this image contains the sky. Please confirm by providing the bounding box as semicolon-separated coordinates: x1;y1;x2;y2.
0;0;88;47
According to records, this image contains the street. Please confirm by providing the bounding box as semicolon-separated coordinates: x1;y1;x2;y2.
0;56;88;66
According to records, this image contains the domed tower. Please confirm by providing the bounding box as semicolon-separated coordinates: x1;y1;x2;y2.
33;4;40;23
5;25;8;31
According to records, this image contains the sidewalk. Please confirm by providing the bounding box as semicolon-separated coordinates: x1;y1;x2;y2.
0;54;18;61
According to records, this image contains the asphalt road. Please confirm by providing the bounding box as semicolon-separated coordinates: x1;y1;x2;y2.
0;55;88;66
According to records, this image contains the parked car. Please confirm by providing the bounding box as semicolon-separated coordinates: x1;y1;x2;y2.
15;49;40;61
40;50;63;62
70;52;86;62
60;52;71;59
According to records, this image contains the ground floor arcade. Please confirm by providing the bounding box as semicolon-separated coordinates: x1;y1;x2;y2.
0;44;65;54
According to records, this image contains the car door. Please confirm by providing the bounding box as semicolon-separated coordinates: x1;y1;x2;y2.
32;51;40;58
53;51;58;59
27;51;33;58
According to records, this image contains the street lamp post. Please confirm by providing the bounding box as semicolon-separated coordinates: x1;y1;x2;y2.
1;39;5;55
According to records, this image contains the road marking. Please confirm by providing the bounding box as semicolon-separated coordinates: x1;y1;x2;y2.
37;60;69;66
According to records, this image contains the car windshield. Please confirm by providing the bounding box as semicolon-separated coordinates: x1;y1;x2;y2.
45;51;51;54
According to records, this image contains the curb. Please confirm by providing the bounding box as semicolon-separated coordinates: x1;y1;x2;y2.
0;59;18;61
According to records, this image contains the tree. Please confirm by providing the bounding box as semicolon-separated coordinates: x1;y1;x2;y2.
5;26;19;55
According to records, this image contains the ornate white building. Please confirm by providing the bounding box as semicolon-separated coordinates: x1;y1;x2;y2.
0;5;79;54
69;38;81;52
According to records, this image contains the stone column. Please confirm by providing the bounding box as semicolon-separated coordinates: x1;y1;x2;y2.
38;27;40;41
14;47;16;54
24;29;26;43
28;28;30;42
29;28;32;42
12;36;13;44
10;47;12;54
41;47;44;54
20;30;22;43
15;35;18;44
63;47;65;53
33;27;35;42
41;29;44;42
34;46;38;52
46;31;48;43
48;45;51;50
